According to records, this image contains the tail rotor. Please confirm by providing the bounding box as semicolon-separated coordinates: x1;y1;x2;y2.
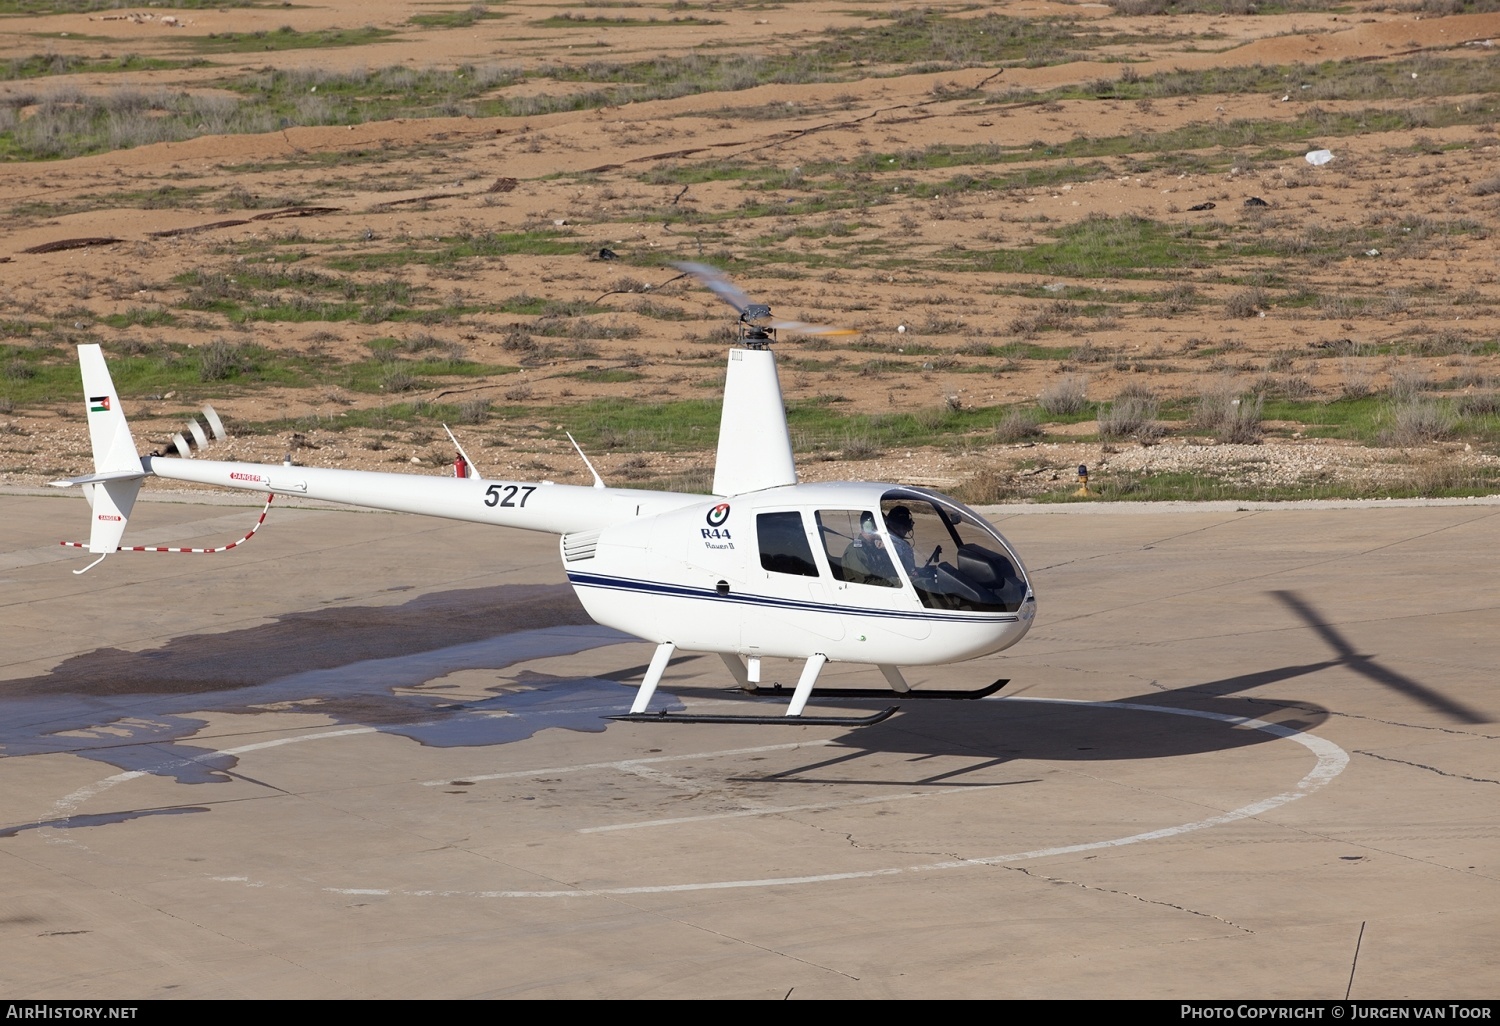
169;404;227;459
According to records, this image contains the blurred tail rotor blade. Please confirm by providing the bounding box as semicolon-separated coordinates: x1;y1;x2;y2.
202;404;227;441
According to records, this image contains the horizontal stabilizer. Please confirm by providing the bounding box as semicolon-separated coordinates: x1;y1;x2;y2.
49;469;148;488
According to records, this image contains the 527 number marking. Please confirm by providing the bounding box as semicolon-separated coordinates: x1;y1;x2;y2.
483;483;537;509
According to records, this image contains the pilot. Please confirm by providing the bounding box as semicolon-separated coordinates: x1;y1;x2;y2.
884;505;918;575
841;511;898;586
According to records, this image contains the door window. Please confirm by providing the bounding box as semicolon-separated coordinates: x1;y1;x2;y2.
815;509;901;588
756;511;819;577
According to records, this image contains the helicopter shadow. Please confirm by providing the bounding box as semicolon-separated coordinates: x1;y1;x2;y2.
697;589;1486;789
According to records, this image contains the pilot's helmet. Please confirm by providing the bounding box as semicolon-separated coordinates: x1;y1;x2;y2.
859;511;878;533
885;505;914;536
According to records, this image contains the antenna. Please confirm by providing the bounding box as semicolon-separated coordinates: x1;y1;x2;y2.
442;424;484;481
567;432;606;489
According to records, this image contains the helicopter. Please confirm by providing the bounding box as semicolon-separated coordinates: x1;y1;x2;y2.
51;263;1037;725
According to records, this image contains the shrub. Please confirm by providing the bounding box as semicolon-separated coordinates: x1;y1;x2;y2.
1380;399;1455;446
382;367;418;393
994;409;1043;443
457;398;491;424
1389;362;1429;401
1038;374;1088;415
1194;385;1263;444
1097;396;1162;440
198;339;250;381
1224;287;1265;319
1458;393;1500;417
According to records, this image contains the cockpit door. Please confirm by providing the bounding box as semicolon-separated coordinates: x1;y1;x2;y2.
742;509;844;649
814;508;930;640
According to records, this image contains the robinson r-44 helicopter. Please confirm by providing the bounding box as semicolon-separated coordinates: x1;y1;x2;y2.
52;264;1037;725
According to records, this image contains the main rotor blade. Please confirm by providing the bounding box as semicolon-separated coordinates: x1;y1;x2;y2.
765;318;858;337
673;261;751;314
1271;589;1486;723
673;261;859;337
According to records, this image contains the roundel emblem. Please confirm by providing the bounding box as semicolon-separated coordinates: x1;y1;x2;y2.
706;503;730;527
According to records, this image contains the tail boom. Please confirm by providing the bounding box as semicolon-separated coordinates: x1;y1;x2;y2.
144;455;700;536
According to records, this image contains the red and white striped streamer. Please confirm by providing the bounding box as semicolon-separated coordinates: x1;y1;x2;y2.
62;494;275;554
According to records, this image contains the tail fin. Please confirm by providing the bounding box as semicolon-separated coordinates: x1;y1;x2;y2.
712;347;796;496
79;343;141;477
50;344;147;562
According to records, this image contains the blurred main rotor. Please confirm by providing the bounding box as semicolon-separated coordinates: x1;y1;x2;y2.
674;262;856;348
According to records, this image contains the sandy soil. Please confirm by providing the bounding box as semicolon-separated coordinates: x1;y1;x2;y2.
1;1;1497;500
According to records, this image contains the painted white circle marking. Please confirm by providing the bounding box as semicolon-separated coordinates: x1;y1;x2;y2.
48;699;1348;897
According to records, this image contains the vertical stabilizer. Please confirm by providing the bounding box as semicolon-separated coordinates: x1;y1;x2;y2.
79;344;143;475
58;344;147;562
712;348;796;496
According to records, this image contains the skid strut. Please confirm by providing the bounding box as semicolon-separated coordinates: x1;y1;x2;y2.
618;653;1007;725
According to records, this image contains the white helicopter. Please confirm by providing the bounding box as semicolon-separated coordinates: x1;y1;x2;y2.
52;264;1037;725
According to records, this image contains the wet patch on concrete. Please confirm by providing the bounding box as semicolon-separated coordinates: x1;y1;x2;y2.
0;807;210;839
383;678;649;747
0;584;679;791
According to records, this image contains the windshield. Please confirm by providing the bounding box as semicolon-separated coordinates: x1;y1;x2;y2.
880;488;1030;613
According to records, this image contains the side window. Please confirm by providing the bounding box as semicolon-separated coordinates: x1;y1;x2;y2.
816;509;901;588
757;511;819;577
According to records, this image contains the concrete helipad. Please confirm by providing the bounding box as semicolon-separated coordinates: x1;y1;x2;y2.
2;488;1497;999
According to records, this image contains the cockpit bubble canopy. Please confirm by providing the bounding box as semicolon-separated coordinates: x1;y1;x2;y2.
879;486;1031;614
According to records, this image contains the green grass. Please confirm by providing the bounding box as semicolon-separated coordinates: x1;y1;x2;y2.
323;231;581;271
1106;0;1354;14
1259;396;1392;442
0;342;521;406
1255;215;1489;262
4;33;1494;163
809;9;1185;70
534;14;723;27
497;397;1022;454
639;158;1112;230
0;0;270;11
341;358;518;394
975;215;1212;278
499;294;605;317
171;266;490;325
1087;55;1500;105
562;368;644;384
1025;465;1500;503
408;4;509;28
2;53;200;80
0;342;319;404
10;184;215;219
99;308;178;330
180;26;395;55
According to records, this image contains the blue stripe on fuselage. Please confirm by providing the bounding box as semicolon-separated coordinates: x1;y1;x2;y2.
565;571;1021;624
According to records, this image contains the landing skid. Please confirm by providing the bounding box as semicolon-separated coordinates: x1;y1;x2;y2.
622;643;1005;726
744;678;1009;701
611;707;898;727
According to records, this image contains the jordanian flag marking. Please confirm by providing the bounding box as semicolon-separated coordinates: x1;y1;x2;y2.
89;396;110;413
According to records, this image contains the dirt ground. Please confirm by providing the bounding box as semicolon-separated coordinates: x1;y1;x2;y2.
1;1;1498;500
